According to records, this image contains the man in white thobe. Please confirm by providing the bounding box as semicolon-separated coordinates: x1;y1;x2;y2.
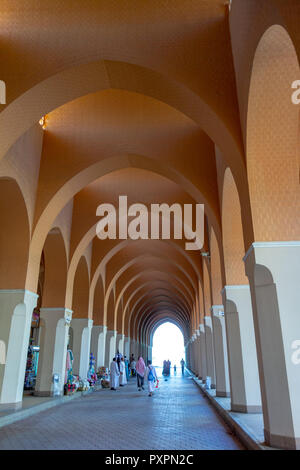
110;358;120;390
119;357;127;386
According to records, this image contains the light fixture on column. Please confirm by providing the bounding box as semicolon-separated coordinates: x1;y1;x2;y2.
225;0;232;12
39;115;48;129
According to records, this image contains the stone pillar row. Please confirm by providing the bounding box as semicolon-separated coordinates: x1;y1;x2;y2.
187;241;300;450
222;285;262;413
1;241;299;451
244;242;300;450
0;292;140;403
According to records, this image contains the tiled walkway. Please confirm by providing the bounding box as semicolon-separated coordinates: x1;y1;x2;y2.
0;370;244;450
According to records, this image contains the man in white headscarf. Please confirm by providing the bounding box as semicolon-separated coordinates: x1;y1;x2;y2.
110;357;120;390
119;357;127;387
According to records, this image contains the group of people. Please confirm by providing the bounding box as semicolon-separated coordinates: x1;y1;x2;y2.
162;358;185;376
109;351;130;390
162;359;171;376
110;353;158;397
135;356;158;397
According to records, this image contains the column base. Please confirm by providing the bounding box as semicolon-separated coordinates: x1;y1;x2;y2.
216;391;230;398
231;403;262;413
0;401;22;411
264;428;300;450
33;391;52;397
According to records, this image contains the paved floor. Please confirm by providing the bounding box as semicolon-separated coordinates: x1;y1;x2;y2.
0;370;244;450
0;394;55;417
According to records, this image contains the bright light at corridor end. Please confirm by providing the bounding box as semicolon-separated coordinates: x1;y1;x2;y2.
152;322;185;369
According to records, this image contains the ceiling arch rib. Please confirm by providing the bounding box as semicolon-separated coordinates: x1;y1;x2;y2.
116;277;193;333
121;275;194;335
132;299;190;341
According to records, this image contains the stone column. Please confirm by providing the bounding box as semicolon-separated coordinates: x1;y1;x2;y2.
190;335;195;372
0;289;38;404
193;334;198;374
143;344;147;360
196;326;203;379
147;345;152;362
222;285;261;413
186;341;191;369
244;242;300;449
90;325;101;366
105;330;117;366
199;323;207;382
35;308;72;396
130;339;136;358
204;316;216;388
211;305;230;397
184;342;189;368
71;319;93;379
194;330;200;378
134;341;140;358
90;325;107;369
97;326;107;368
116;334;125;355
124;337;130;358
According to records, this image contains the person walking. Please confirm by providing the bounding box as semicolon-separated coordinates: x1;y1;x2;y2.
116;350;122;371
136;356;146;391
130;357;136;377
180;358;185;375
119;357;127;387
124;355;130;381
110;357;120;390
145;360;157;397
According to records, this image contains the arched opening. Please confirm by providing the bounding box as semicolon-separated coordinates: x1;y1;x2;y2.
72;256;90;319
41;227;68;307
222;168;248;285
0;178;30;289
247;25;300;241
152;322;185;373
210;227;224;305
23;253;44;395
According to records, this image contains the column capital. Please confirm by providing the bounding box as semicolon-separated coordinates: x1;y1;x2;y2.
40;307;73;325
204;315;212;323
243;241;300;263
211;305;224;317
221;284;249;295
106;329;117;337
0;289;39;299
